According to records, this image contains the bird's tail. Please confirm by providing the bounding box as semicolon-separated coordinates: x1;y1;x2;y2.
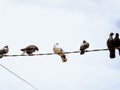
109;49;115;58
80;50;85;55
0;50;4;58
60;54;67;62
0;54;3;58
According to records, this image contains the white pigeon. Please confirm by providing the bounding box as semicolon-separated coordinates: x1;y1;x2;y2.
21;45;39;56
80;40;89;55
53;43;67;62
0;45;9;58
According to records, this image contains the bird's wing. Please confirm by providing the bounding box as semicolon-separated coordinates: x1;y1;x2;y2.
107;38;115;49
80;43;86;50
2;46;9;54
80;42;89;50
26;45;39;51
85;42;89;48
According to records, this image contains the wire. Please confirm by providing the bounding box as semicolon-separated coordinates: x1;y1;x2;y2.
0;48;109;90
3;48;109;57
0;63;39;90
0;48;109;89
86;48;108;52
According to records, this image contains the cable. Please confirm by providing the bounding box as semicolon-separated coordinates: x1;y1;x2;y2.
3;48;109;57
0;48;109;89
0;63;39;90
86;48;108;52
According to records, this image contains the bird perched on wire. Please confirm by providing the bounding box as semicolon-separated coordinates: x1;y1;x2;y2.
107;32;115;59
21;45;39;56
80;40;89;55
0;45;9;58
53;43;67;62
114;33;120;55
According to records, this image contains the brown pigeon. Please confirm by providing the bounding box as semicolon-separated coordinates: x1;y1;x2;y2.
80;40;89;55
21;45;39;56
0;45;9;58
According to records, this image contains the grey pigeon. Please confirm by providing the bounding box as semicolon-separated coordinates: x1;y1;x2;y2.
53;43;67;62
107;32;115;58
21;45;39;56
80;40;89;55
114;33;120;55
0;45;9;58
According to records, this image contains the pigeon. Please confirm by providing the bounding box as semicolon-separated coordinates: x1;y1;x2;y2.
114;33;120;55
80;40;89;55
53;43;67;62
107;32;115;58
0;45;9;58
21;45;39;56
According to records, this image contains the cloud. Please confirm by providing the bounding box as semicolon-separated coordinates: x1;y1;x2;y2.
0;0;120;90
13;0;120;14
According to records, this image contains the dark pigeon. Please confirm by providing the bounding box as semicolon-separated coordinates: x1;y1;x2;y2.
0;45;9;58
21;45;39;56
107;32;115;58
114;33;120;55
80;40;89;55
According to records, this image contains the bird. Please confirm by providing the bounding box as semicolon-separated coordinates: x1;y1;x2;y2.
0;45;9;58
114;33;120;55
53;43;67;62
107;32;115;58
80;40;89;55
21;45;39;56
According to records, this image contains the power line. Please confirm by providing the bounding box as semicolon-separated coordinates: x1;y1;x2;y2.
3;48;109;57
86;48;108;52
0;63;39;90
0;48;110;90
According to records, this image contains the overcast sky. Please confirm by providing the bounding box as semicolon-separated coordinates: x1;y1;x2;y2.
0;0;120;90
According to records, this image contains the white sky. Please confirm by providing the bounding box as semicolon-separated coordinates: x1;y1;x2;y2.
0;0;120;90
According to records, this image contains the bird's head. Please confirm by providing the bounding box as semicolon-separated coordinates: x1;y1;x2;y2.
56;43;59;45
4;45;8;48
110;32;114;36
116;33;119;37
83;40;86;43
35;47;39;51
